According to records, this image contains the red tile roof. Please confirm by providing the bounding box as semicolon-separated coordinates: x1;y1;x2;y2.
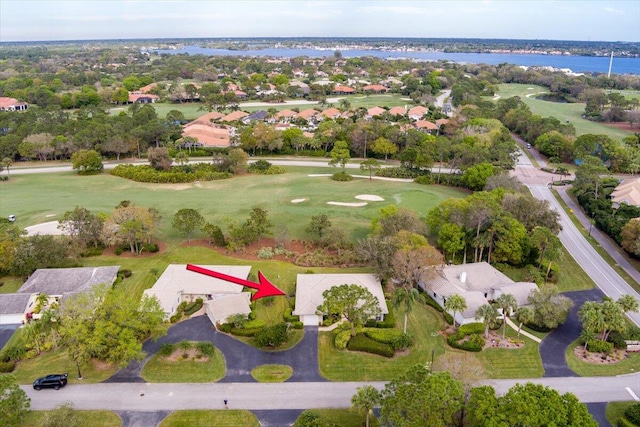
128;91;159;103
276;109;297;118
0;96;28;110
389;106;406;115
362;84;387;92
367;106;386;117
415;120;438;130
220;111;249;122
332;85;355;93
319;107;341;118
182;123;231;147
297;108;318;119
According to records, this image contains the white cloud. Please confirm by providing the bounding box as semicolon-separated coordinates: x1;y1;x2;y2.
358;5;429;15
604;6;625;15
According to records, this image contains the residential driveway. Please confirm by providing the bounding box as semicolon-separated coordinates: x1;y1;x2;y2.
0;323;20;351
540;288;605;377
116;411;170;427
105;315;324;383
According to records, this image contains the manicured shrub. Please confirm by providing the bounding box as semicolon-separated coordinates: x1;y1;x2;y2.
244;319;266;329
283;308;300;322
347;333;395;358
608;331;628;349
375;167;419;179
158;343;175;356
617;417;637;427
330;171;353;181
365;328;404;344
376;310;396;328
624;403;640;425
196;341;216;357
218;323;232;333
414;174;435;185
114;247;123;255
183;299;203;316
169;314;181;323
118;268;133;278
459;322;485;335
143;243;159;253
447;331;485;352
334;330;351;350
423;294;444;312
0;361;16;372
254;323;289;348
291;321;304;329
231;327;261;337
585;339;614;354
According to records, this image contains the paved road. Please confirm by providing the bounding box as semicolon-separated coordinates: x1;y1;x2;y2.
511;146;640;326
22;373;640;411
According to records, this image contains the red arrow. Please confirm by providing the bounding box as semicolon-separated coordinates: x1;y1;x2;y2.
186;264;285;301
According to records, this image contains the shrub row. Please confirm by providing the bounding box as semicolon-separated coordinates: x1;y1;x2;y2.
231;327;262;337
617;417;637;427
458;322;485;336
376;310;396;328
624;403;640;425
283;308;300;323
447;331;485;352
110;164;232;183
334;330;351;350
375;167;421;179
347;333;395;358
365;329;414;350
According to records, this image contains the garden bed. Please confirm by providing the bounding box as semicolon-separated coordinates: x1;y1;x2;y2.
572;346;628;365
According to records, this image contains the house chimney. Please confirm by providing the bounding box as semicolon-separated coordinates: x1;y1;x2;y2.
460;272;467;283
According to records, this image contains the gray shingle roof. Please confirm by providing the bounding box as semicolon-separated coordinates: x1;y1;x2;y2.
0;293;31;314
18;266;120;295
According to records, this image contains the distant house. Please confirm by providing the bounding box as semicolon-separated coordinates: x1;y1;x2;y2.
192;111;225;124
143;264;252;325
242;110;268;124
318;108;341;120
276;109;298;122
297;108;318;121
362;84;387;93
408;105;428;120
181;122;231;147
388;106;407;116
419;262;538;325
293;273;389;326
435;118;450;128
611;178;640;208
128;91;159;104
220;111;249;122
415;120;439;133
332;85;355;95
138;83;158;93
0;96;28;111
0;266;120;326
367;106;387;118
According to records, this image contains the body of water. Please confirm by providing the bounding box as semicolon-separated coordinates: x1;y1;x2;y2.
153;46;640;75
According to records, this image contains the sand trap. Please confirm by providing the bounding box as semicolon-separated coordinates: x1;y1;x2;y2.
308;174;332;177
355;194;384;201
291;198;307;203
45;214;56;218
25;221;66;236
327;202;368;207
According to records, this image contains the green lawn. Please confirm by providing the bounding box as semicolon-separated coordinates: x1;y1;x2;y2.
606;401;638;426
319;304;446;381
473;326;544;379
565;339;640;376
141;345;226;382
493;84;634;140
20;410;121;427
250;364;293;382
159;410;260;427
297;409;381;427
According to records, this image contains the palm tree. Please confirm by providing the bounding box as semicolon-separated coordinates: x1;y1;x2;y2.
495;293;518;339
444;294;467;329
515;307;534;339
578;301;606;341
392;287;421;334
351;385;380;427
617;295;639;314
475;304;498;339
1;157;12;179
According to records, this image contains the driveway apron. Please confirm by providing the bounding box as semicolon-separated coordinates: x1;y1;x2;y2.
540;288;605;377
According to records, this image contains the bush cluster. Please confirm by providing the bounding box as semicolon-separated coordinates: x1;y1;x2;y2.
110;163;232;183
375;167;420;179
334;330;351;350
248;160;286;175
330;171;353;181
183;298;204;316
283;308;300;323
347;333;395;358
584;339;614;354
0;360;16;372
254;322;289;348
365;329;414;350
376;310;396;328
623;403;640;426
458;322;485;335
118;269;132;278
447;329;485;352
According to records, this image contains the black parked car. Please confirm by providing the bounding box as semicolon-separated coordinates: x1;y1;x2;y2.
33;373;68;390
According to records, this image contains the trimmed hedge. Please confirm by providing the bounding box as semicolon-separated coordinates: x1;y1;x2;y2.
0;361;15;372
231;327;262;337
244;319;266;329
183;299;203;316
447;331;485;352
585;339;614;354
624;403;640;425
110;163;232;183
334;330;351;350
376;310;396;328
365;328;404;344
618;418;637;427
219;323;233;333
347;333;394;358
458;322;485;336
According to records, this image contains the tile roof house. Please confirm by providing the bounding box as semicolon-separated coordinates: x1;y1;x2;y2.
220;111;249;122
611;178;640;208
276;109;298;121
297;108;318;121
192;111;225;124
415;120;439;133
0;266;120;325
293;273;389;326
143;264;252;325
389;106;407;116
138;83;158;93
128;91;159;104
367;106;387;118
0;96;28;111
332;85;355;95
362;84;387;93
408;105;428;120
182;122;231;147
419;262;537;325
318;108;341;120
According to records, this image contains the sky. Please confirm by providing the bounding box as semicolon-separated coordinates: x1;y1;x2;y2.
1;0;639;43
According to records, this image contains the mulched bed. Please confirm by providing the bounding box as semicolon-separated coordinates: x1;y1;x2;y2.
573;346;628;365
484;332;525;349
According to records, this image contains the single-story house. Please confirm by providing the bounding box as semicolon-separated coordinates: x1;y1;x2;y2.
318;108;341;120
367;106;387;118
220;111;249;122
332;85;355;95
408;105;428;120
242;110;268;124
192;111;225;124
276;109;298;121
419;262;537;325
0;266;120;326
181;122;231;147
143;264;252;325
128;91;159;103
0;96;28;111
297;108;318;121
415;120;439;133
293;273;389;326
362;84;387;93
611;178;640;208
388;106;407;116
